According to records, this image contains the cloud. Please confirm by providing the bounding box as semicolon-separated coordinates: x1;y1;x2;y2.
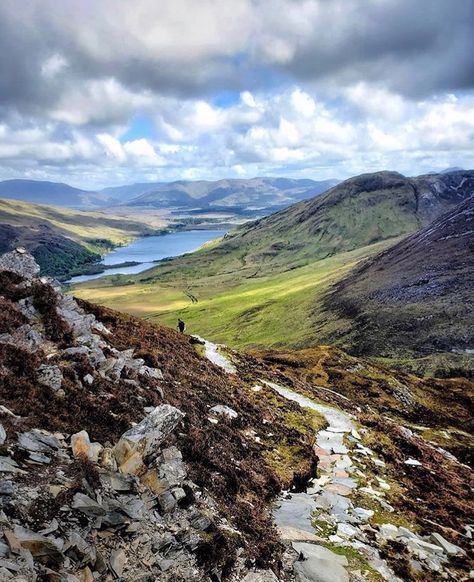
0;0;473;187
0;85;473;188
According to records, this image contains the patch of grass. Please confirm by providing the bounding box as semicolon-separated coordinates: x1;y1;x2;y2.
322;543;386;582
264;443;314;484
311;515;336;537
71;240;395;350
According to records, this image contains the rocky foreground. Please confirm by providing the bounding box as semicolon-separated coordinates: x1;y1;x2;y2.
0;249;473;581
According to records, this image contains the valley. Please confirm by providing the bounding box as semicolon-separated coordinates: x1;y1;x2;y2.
1;5;473;581
71;169;474;377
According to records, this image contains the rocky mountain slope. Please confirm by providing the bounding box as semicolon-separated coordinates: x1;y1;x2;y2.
325;195;474;373
211;169;474;273
1;250;473;581
0;250;318;581
0;198;155;280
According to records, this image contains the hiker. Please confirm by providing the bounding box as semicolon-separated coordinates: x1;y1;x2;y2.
177;319;186;333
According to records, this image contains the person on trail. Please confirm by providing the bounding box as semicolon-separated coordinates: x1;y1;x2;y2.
177;319;186;333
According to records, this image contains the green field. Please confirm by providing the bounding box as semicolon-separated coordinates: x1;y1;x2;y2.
0;198;156;249
72;238;397;349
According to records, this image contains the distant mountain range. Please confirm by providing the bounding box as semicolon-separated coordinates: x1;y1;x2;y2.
117;177;338;211
0;177;338;212
0;180;112;208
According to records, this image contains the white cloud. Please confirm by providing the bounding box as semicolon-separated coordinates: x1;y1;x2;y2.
0;85;473;188
41;54;68;79
50;78;154;125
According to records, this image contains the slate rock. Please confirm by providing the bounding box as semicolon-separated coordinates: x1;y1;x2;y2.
0;250;40;279
37;365;63;392
71;430;103;463
114;405;184;471
292;542;349;582
110;549;126;577
72;493;106;516
0;456;25;474
17;430;60;454
139;366;163;381
13;526;63;566
429;532;465;555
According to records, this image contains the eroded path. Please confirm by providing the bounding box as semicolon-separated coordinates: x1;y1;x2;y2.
198;337;467;582
192;335;237;374
265;381;399;582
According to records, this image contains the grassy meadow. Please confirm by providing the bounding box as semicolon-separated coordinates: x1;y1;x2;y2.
71;238;397;349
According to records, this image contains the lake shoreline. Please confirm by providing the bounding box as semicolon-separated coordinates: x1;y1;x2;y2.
66;228;227;284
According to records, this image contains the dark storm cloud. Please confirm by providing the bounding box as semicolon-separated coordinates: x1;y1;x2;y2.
271;0;474;97
0;0;473;121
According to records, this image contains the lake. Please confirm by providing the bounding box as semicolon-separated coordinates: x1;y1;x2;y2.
68;229;226;284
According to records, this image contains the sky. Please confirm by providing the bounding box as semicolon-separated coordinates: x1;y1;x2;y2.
0;0;473;190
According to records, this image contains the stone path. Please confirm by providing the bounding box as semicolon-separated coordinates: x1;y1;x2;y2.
264;380;403;582
264;380;466;581
192;335;237;374
194;340;466;581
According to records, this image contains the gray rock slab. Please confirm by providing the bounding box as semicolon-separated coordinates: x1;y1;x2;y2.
429;532;465;555
0;250;40;278
292;543;349;582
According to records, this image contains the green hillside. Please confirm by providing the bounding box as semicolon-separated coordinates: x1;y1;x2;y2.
72;239;397;348
0;198;155;279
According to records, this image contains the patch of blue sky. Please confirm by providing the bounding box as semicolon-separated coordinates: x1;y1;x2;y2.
120;115;156;142
212;90;241;108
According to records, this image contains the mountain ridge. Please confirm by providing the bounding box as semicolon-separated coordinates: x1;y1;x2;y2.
0;177;339;212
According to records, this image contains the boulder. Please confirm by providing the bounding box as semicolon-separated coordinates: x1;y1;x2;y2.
209;405;238;419
70;431;103;463
113;405;184;472
37;365;63;392
0;423;6;446
292;542;349;582
0;250;40;279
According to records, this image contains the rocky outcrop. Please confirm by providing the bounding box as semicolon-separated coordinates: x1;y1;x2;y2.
0;248;40;279
0;253;242;580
